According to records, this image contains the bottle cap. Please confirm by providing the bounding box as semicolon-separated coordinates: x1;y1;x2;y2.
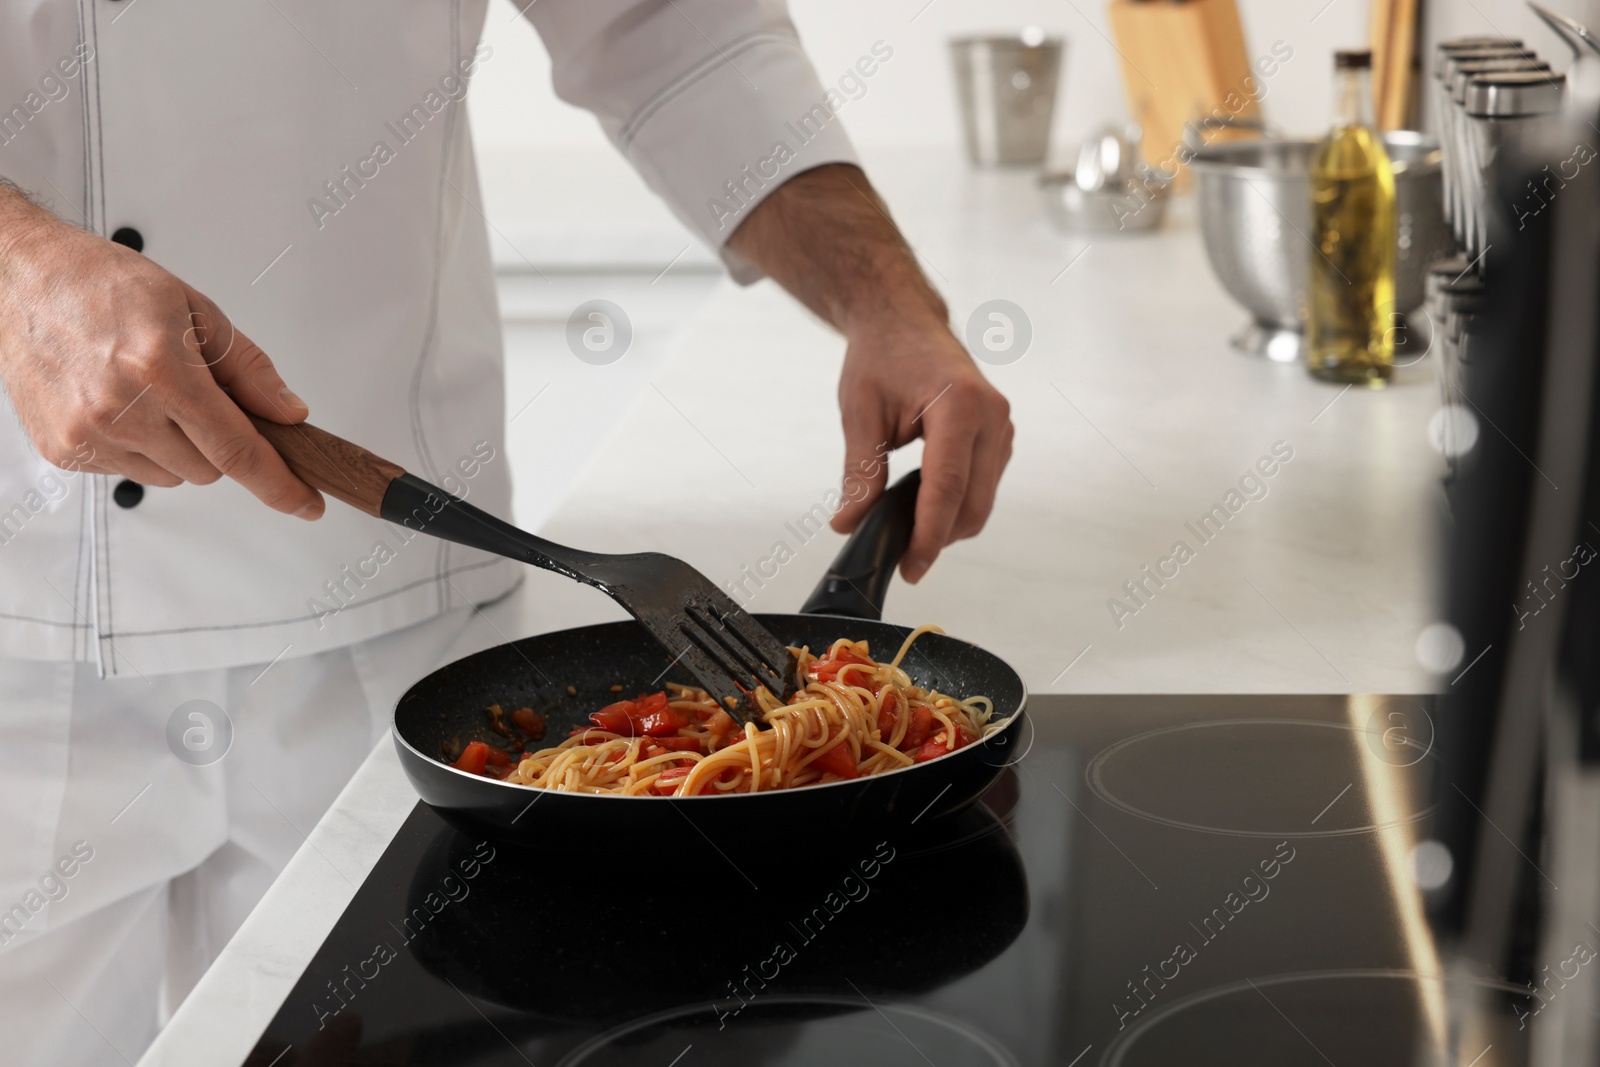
1335;49;1373;70
1464;69;1566;116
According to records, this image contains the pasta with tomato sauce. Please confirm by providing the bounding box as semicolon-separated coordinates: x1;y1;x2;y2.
447;626;996;796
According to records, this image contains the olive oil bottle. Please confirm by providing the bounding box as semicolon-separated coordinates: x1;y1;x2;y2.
1306;49;1397;386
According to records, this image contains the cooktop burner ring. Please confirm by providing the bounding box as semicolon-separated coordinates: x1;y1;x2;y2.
1098;967;1537;1067
553;994;1020;1067
1085;717;1437;839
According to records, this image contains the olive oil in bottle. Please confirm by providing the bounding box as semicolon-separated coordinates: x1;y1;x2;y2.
1306;49;1397;386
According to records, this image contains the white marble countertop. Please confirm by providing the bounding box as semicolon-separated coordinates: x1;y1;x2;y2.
487;145;1447;696
136;146;1447;1066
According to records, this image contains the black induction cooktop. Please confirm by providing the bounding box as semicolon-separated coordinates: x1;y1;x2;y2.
241;695;1536;1067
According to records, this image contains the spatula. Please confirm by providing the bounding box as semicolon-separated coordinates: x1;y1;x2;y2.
247;416;797;723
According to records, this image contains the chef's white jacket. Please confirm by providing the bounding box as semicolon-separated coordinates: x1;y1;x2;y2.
0;0;857;677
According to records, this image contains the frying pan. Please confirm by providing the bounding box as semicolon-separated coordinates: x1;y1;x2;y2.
393;471;1029;841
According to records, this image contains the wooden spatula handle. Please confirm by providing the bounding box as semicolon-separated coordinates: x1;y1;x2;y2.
247;415;406;517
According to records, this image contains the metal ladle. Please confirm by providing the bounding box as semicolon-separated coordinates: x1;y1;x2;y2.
1074;127;1128;192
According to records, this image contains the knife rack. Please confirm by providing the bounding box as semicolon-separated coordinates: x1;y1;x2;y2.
1106;0;1261;186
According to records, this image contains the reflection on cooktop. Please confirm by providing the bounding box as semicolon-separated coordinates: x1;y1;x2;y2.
402;804;1027;1026
241;696;1530;1067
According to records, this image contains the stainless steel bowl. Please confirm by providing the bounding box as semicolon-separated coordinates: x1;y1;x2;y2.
1190;131;1452;362
1038;169;1170;233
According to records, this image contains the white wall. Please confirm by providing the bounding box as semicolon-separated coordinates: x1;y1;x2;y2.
471;0;1600;148
1425;0;1600;59
465;0;1597;267
470;0;1373;157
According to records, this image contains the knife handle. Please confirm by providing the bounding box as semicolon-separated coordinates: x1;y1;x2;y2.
246;415;406;517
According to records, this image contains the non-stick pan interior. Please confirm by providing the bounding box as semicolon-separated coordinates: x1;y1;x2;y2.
394;615;1025;768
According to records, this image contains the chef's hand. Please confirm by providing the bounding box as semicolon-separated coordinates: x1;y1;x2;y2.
0;185;324;518
835;318;1011;583
726;164;1013;582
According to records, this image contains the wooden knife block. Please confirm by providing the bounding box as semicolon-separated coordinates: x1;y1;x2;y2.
1107;0;1261;188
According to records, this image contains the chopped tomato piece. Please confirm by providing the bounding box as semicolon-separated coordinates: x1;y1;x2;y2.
589;701;638;735
809;645;873;683
453;741;492;775
811;740;860;779
912;726;975;764
653;766;693;795
697;766;743;795
643;738;701;759
633;691;670;715
876;691;899;740
510;707;546;739
484;746;512;768
900;705;936;751
638;706;689;737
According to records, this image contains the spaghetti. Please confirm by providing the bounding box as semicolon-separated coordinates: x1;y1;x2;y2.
449;626;997;796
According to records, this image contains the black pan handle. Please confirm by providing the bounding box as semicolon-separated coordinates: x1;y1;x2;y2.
799;469;921;621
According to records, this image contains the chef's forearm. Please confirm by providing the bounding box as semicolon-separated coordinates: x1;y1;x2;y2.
726;164;948;336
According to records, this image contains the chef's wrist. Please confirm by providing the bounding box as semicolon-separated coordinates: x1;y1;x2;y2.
837;264;949;342
0;180;41;226
0;182;63;267
0;178;32;209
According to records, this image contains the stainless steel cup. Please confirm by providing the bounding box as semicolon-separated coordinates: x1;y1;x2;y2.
950;32;1065;167
1432;39;1524;233
1437;49;1545;244
1449;57;1551;255
1463;70;1566;261
1426;253;1478;416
